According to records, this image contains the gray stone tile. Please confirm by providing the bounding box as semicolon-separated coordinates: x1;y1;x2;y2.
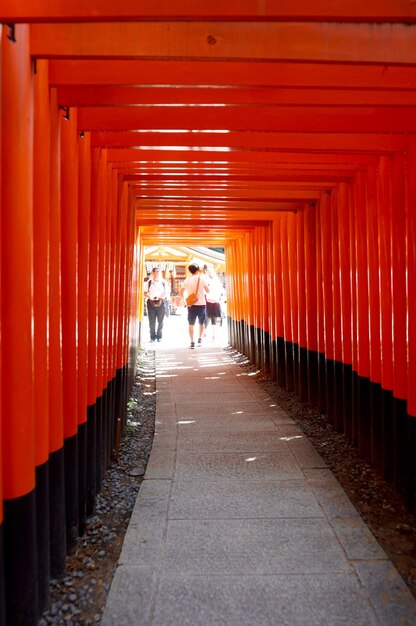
175;431;301;452
169;479;324;519
162;518;350;575
155;404;177;418
175;401;279;417
152;573;380;626
171;380;254;393
101;565;156;626
354;560;416;625
145;447;176;479
286;436;327;469
172;391;261;403
305;469;360;518
174;450;303;481
119;480;170;566
176;415;280;432
330;516;387;560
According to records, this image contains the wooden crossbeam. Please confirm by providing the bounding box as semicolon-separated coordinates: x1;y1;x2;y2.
31;22;416;65
3;1;416;23
48;59;416;90
57;86;416;107
77;105;416;133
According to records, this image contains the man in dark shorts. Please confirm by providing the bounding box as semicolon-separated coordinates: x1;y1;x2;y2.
180;264;210;348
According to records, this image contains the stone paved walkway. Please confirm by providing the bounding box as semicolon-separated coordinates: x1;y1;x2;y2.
102;329;416;625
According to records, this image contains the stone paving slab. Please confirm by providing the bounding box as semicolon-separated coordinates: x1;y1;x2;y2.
169;479;325;519
174;450;304;481
102;344;416;626
174;430;306;452
161;518;350;575
151;573;381;626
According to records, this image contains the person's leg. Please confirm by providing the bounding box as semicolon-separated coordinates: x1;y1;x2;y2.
156;306;165;340
197;306;206;343
211;316;217;339
147;305;157;340
187;306;197;346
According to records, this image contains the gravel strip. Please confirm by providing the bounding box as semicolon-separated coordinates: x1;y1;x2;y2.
41;349;156;626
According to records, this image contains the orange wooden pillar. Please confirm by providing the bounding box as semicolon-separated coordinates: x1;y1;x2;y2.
33;57;51;614
87;147;101;495
366;164;383;467
0;25;6;625
304;204;318;405
1;24;38;625
406;137;416;511
78;130;91;530
0;26;5;626
287;214;299;393
267;221;278;380
377;154;394;480
246;232;256;363
330;188;342;431
280;216;294;391
315;197;326;412
296;209;308;401
272;218;286;387
337;183;353;438
390;152;409;487
48;87;66;578
354;170;371;457
60;107;79;552
319;190;335;425
115;181;129;438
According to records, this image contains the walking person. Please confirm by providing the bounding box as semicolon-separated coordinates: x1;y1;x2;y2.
202;265;224;341
144;267;169;343
180;263;209;348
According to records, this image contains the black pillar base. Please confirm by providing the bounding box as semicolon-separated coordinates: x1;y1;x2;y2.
357;376;371;461
77;422;87;536
307;349;319;406
298;346;308;402
86;403;97;517
4;491;38;626
0;525;5;626
64;434;79;554
342;363;353;441
49;447;67;578
284;340;294;392
276;336;286;388
325;358;335;426
35;462;50;614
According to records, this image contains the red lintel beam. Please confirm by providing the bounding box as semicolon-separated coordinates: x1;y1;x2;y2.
77;106;416;133
130;177;346;186
124;173;354;183
135;200;304;212
31;22;416;65
133;188;322;200
3;0;416;23
57;86;416;108
91;130;406;152
49;60;416;90
108;151;377;165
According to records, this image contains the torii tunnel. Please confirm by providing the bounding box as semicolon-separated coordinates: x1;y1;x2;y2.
1;3;416;624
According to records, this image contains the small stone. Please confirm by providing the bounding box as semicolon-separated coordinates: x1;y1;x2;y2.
129;466;145;477
97;550;106;558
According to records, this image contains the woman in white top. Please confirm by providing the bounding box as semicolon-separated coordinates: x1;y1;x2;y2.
203;265;223;340
179;263;209;348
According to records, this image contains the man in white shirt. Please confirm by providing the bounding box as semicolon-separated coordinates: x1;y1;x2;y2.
144;267;169;342
180;263;210;349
